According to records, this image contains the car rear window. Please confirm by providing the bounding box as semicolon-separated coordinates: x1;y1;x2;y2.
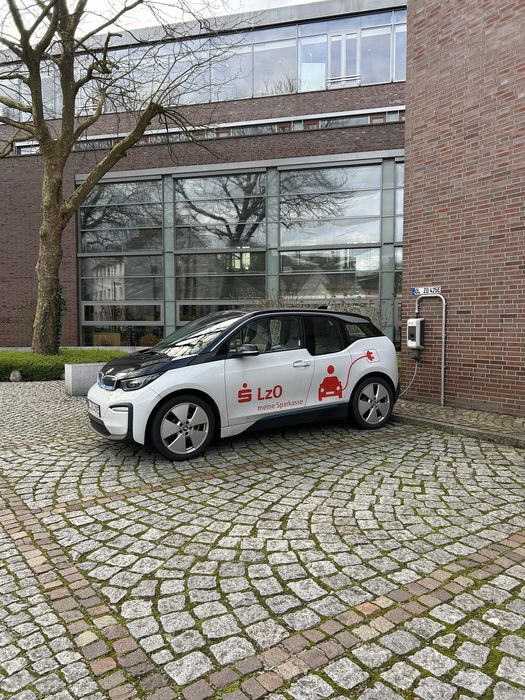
344;321;382;345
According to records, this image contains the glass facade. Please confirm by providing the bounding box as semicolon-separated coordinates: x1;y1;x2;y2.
79;161;404;346
79;181;164;346
1;9;406;122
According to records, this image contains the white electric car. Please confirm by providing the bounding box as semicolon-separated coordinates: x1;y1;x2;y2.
87;309;399;461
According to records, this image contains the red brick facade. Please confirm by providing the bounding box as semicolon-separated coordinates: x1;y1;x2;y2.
0;85;404;347
402;0;525;415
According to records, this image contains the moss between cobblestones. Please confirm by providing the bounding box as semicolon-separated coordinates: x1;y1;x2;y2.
0;348;127;381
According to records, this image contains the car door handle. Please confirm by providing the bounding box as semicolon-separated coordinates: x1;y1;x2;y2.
293;360;312;367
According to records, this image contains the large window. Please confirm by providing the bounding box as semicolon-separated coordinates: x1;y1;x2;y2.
280;249;380;299
174;173;267;322
8;9;407;121
78;162;404;345
79;180;164;345
395;162;404;242
174;173;267;249
279;165;382;248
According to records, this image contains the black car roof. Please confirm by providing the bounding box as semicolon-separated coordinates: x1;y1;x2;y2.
241;308;374;323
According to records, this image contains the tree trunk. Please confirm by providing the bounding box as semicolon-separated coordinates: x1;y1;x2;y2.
32;164;65;355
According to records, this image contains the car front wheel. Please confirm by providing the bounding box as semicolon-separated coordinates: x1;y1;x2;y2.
350;376;393;429
150;394;215;460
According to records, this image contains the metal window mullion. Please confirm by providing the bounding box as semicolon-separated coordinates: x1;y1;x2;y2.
80;200;161;208
77;251;164;257
278;243;381;252
82;321;162;327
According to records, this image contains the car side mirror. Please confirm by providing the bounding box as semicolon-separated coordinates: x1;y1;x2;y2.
231;343;259;357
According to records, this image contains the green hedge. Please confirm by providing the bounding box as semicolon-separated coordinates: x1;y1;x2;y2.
0;349;128;382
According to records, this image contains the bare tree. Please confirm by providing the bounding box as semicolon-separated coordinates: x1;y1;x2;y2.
0;0;240;353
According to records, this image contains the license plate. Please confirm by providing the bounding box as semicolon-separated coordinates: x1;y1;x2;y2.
87;400;101;418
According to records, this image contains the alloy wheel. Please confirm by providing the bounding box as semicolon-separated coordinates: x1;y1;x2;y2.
159;402;210;455
357;381;391;425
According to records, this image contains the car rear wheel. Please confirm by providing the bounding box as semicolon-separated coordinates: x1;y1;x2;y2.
350;376;393;429
151;394;215;461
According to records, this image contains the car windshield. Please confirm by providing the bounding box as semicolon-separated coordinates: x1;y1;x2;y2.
152;311;247;357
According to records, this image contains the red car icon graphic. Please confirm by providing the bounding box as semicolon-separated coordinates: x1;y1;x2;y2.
318;365;343;402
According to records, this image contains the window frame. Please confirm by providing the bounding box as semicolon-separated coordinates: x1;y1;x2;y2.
224;313;306;356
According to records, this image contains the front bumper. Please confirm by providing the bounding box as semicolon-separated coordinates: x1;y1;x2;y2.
86;382;160;444
88;404;134;441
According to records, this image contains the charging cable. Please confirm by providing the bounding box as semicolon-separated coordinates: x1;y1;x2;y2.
398;355;420;399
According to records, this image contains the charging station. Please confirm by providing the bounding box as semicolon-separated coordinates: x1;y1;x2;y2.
407;317;425;350
405;292;447;406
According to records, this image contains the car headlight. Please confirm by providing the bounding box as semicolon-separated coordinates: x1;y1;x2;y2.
119;372;162;391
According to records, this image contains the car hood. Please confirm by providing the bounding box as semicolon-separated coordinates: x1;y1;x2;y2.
100;351;193;380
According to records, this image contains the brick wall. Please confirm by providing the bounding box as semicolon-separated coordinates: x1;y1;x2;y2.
0;85;405;347
402;0;525;415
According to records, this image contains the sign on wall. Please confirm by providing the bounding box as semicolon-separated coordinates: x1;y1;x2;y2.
411;286;442;296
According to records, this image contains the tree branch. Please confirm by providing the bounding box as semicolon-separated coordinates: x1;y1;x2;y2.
70;90;105;144
0;94;32;113
73;32;115;95
62;101;159;220
0;35;23;58
34;1;61;56
0;115;36;135
6;0;28;41
0;69;31;85
77;0;144;45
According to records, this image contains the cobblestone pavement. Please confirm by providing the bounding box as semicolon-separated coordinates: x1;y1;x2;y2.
0;381;524;699
394;400;525;449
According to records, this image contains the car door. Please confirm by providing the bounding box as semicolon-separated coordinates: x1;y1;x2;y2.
224;314;314;425
305;315;353;408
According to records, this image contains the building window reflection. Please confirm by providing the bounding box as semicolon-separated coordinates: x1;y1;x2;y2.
6;9;407;121
78;162;404;345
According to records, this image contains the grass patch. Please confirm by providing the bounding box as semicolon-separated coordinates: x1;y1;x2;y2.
0;348;128;382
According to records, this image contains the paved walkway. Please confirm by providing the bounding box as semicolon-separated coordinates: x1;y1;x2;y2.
394;399;525;449
0;382;524;699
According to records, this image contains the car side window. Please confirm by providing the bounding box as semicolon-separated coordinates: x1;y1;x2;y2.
227;316;303;354
344;322;375;345
308;316;346;356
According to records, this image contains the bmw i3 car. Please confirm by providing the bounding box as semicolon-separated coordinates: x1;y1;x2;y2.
86;309;399;461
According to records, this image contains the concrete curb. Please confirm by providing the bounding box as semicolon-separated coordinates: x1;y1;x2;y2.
392;412;525;450
64;363;105;396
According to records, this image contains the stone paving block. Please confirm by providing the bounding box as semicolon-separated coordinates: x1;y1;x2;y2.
164;652;213;685
404;617;444;640
496;657;525;687
246;620;287;649
257;671;284;692
235;656;263;675
288;674;334;699
357;682;404;699
414;677;456;700
456;641;489;667
483;609;525;632
428;603;466;624
381;661;420;690
209;668;239;689
324;657;369;690
452;668;492;696
210;637;256;665
458;620;497;643
493;682;525;699
498;636;525;661
379;630;420;654
409;647;457;676
352;643;392;669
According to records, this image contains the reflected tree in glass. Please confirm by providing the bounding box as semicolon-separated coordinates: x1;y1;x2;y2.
175;173;267;248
